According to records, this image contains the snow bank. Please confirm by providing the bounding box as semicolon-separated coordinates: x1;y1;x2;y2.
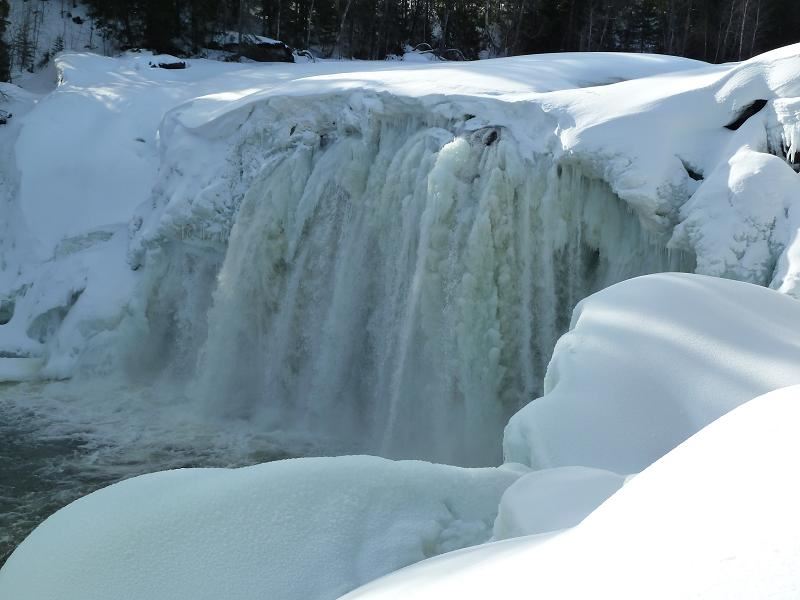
504;273;800;473
343;384;800;599
0;456;519;600
492;466;625;540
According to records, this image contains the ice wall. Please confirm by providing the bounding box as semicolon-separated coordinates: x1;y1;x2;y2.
130;97;692;466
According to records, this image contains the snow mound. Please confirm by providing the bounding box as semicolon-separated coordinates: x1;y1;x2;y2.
505;273;800;473
0;456;519;600
343;384;800;599
492;466;625;540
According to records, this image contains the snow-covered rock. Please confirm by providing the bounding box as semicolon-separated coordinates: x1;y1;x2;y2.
0;456;519;600
505;273;800;473
343;384;800;599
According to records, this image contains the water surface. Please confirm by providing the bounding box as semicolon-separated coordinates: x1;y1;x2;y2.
0;381;297;567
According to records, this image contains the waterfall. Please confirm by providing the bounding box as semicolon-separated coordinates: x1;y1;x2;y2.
169;112;695;467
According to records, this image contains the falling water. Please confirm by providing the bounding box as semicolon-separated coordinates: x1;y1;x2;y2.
177;116;694;466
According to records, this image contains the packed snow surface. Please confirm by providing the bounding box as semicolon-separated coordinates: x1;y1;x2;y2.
3;46;800;465
504;272;800;473
343;384;800;600
0;456;519;600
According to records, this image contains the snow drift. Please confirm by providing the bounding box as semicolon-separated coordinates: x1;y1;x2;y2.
342;384;800;600
504;272;800;473
0;456;519;600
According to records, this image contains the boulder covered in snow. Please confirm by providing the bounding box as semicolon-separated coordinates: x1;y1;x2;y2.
0;456;518;600
504;272;800;473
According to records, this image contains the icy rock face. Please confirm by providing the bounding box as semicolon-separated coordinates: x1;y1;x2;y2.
129;95;691;466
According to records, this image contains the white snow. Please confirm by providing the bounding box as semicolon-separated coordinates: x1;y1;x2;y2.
342;384;800;600
492;466;625;540
0;456;519;600
504;272;800;473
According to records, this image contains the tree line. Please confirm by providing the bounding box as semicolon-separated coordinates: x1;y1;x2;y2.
1;0;799;82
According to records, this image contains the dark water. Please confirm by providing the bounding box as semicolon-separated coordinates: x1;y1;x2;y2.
0;403;108;566
0;383;295;568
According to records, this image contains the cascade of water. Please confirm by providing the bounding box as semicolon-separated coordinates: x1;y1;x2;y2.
184;115;694;466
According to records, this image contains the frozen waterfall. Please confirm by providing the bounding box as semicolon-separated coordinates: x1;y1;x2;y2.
139;110;695;466
10;49;800;468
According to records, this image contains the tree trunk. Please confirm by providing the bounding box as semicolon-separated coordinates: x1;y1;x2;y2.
306;0;315;48
334;0;354;57
749;0;760;56
738;0;749;60
238;0;246;53
680;0;693;55
512;0;524;54
717;0;736;62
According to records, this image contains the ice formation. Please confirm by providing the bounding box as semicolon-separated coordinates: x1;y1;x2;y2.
174;115;689;466
2;47;800;464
